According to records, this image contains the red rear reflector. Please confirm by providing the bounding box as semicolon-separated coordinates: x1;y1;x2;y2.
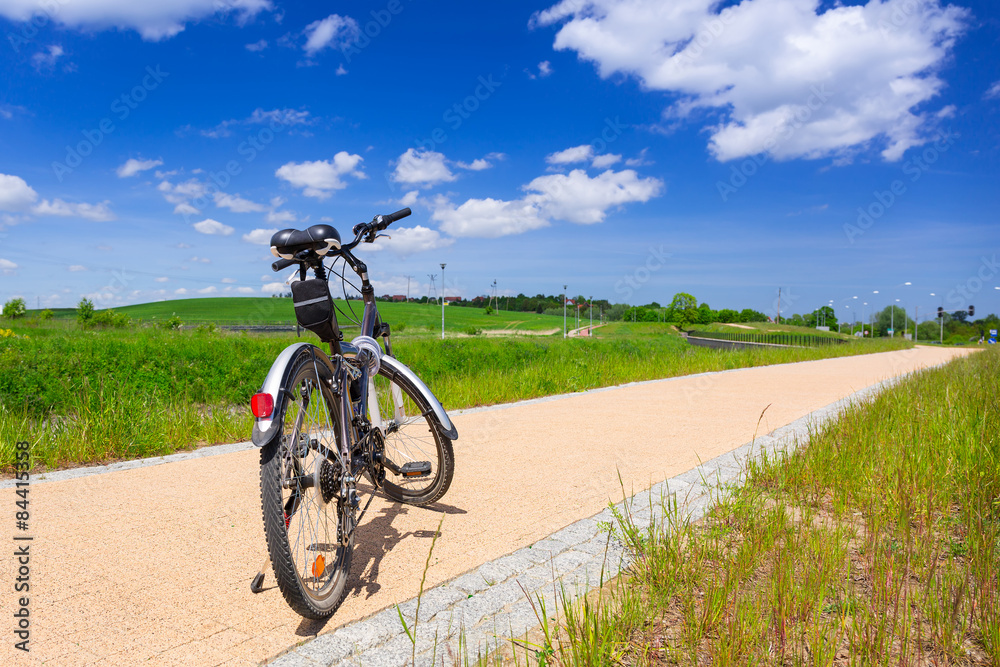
251;393;274;418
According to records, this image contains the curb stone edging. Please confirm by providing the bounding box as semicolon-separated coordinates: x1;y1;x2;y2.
265;371;918;667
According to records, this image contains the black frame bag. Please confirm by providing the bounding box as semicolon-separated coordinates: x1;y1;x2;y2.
291;279;342;344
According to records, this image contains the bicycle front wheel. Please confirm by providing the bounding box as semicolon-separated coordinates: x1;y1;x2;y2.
370;368;454;506
259;353;352;619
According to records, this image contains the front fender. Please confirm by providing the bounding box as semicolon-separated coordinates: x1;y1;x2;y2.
380;355;459;441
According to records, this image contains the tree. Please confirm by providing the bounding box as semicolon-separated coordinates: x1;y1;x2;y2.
716;308;739;323
667;292;699;326
809;306;837;329
738;308;768;323
875;305;913;336
76;298;95;325
2;298;26;319
697;303;715;325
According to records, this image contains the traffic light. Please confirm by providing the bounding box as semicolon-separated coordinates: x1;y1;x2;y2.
969;305;975;317
937;306;943;318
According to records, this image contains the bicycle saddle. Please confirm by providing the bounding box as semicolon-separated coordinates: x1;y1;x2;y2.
270;224;341;259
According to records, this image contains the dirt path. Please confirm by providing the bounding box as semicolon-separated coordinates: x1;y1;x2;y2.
1;346;973;666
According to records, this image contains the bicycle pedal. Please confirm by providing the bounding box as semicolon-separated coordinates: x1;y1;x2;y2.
399;461;432;477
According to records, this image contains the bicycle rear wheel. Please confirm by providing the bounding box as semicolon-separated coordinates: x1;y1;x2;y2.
259;354;352;619
370;369;454;506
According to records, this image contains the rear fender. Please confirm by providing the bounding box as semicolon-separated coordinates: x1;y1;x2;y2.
251;343;336;447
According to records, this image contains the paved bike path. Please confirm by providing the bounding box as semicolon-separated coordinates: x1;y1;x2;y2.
1;346;972;666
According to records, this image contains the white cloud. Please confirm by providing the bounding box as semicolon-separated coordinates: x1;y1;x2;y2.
116;158;163;178
261;282;287;294
986;81;1000;100
159;178;208;206
546;145;594;165
33;198;115;221
336;64;348;76
275;153;365;198
68;265;87;272
188;256;211;264
32;44;65;69
433;167;662;238
399;190;421;207
243;228;278;245
193;218;234;235
527;168;662;224
236;286;256;295
213;192;265;213
0;0;272;41
202;108;312;138
221;277;237;284
174;202;200;216
266;209;297;224
536;0;967;162
538;60;552;77
625;148;653;167
303;14;359;55
155;277;169;283
0;258;17;274
0;173;38;211
246;39;268;52
392;149;456;186
456;159;490;171
591;153;621;168
175;288;188;295
433;198;550;239
366;225;454;257
197;286;217;295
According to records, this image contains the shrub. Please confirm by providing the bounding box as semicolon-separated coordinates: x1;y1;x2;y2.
91;309;132;328
464;325;483;336
38;309;54;321
161;314;182;330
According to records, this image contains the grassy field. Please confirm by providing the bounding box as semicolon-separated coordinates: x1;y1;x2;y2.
0;318;913;472
488;346;999;666
30;297;566;333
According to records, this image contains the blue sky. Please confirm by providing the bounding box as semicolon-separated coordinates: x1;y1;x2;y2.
1;0;998;323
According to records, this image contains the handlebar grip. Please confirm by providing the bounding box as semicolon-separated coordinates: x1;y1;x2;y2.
385;207;411;223
378;207;411;229
272;258;297;272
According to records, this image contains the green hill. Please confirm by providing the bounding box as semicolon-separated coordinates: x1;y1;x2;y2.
49;297;565;333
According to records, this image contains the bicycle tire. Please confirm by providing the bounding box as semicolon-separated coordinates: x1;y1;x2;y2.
370;367;454;506
259;353;352;619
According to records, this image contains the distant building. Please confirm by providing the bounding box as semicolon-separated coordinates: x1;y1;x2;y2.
391;295;405;302
444;296;461;304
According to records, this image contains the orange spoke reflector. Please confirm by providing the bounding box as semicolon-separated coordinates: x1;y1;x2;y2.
312;555;325;578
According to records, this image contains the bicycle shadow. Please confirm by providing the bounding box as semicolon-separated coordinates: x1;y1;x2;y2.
294;490;467;637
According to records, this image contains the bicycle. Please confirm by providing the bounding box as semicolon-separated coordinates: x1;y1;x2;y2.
246;207;458;619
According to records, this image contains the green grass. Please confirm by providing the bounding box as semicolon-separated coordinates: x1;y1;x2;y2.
483;347;999;666
0;322;910;473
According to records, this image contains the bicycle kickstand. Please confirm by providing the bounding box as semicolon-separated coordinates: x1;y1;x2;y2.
250;554;270;594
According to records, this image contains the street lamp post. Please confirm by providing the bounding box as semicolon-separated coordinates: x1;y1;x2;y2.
563;285;567;338
589;296;593;334
440;263;446;340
